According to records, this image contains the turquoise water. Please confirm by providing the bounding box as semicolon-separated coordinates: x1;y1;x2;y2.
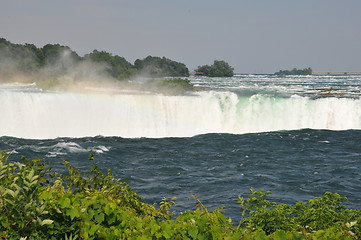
1;75;361;219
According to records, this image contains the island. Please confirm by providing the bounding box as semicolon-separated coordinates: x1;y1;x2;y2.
194;60;234;77
274;67;313;75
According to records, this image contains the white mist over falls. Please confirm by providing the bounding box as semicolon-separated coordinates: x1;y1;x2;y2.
1;75;361;139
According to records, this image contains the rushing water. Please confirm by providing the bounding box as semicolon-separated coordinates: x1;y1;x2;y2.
1;75;361;219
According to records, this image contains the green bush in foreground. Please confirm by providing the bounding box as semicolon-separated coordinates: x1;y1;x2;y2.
1;152;360;239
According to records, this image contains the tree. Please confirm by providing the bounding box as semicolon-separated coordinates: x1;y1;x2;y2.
84;50;136;80
0;38;41;75
42;44;80;66
134;56;189;77
274;67;313;75
0;38;190;81
195;60;234;77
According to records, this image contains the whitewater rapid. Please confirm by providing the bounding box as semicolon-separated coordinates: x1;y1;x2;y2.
1;86;361;139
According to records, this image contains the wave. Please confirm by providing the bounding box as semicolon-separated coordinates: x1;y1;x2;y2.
1;90;361;139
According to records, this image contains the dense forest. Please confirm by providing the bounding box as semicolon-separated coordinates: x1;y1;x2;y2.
0;38;239;82
0;38;189;81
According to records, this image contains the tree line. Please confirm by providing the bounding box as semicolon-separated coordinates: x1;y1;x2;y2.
0;38;236;80
0;38;190;80
274;67;313;75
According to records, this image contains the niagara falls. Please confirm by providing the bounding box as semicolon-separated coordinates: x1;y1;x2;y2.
2;74;361;221
2;0;361;237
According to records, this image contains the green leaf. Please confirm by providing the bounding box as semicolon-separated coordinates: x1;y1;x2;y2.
188;225;198;239
94;212;105;224
107;213;116;225
4;188;16;198
162;223;172;239
24;202;32;211
104;204;113;216
254;230;267;240
89;224;100;236
272;230;288;240
59;197;71;208
27;168;35;181
346;221;357;228
40;190;53;201
40;219;54;225
66;207;80;220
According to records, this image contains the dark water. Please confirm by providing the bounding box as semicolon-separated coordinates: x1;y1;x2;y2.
1;129;360;220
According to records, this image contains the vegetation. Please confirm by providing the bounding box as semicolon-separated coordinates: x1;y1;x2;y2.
275;67;313;75
0;38;41;76
134;56;189;77
141;78;194;95
84;50;137;80
0;38;189;81
195;60;234;77
1;152;360;239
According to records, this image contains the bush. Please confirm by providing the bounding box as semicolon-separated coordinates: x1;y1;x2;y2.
1;152;360;239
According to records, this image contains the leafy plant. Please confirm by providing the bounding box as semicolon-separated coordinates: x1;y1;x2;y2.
1;151;360;239
237;188;361;238
0;152;53;239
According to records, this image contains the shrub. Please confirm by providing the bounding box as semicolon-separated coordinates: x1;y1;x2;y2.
0;152;360;239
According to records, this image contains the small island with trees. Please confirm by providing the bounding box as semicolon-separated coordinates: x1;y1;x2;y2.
195;60;234;77
274;67;313;75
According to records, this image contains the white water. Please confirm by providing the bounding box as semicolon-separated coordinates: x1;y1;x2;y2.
1;88;361;139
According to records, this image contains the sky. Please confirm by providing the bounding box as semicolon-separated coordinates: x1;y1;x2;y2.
1;0;361;74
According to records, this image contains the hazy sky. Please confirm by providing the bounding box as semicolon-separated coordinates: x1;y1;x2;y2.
1;0;360;73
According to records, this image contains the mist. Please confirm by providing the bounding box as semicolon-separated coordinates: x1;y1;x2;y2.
1;52;119;94
0;38;194;96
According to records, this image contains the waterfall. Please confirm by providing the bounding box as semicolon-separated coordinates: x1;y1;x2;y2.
1;89;361;139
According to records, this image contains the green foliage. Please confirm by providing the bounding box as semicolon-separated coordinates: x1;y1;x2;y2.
195;60;234;77
0;152;53;239
275;67;313;75
0;38;41;76
0;38;190;83
1;151;360;239
237;188;361;238
0;38;81;81
134;56;190;77
41;44;80;67
84;50;137;80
